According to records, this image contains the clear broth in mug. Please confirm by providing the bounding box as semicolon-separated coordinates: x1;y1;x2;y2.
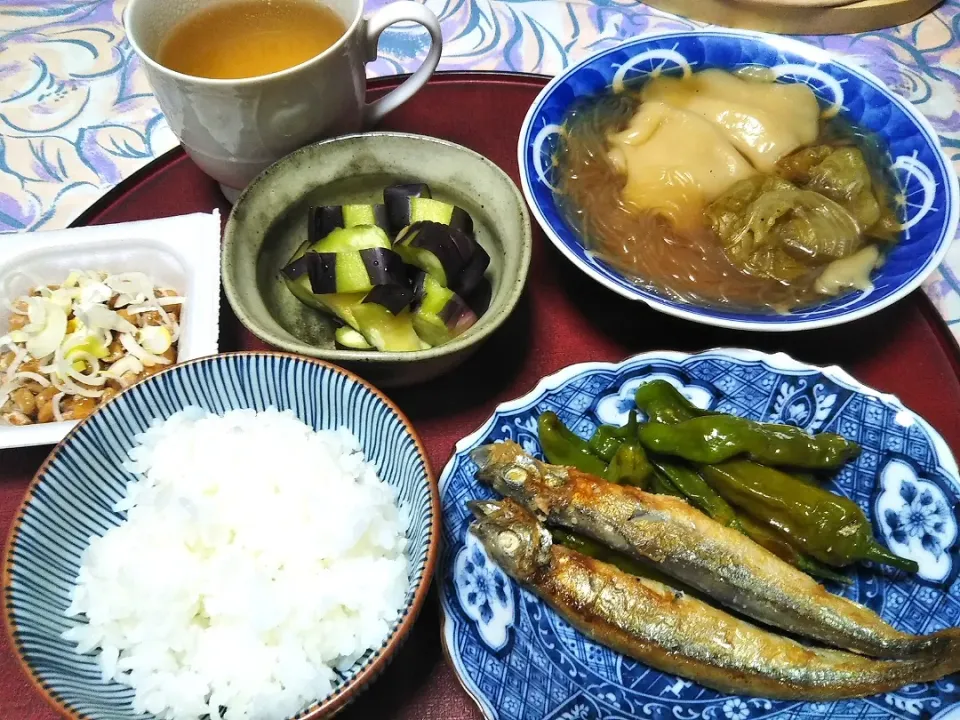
156;0;347;80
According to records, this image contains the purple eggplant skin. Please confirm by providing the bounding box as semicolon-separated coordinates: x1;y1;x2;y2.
465;277;493;317
399;221;485;289
411;270;429;306
363;284;415;315
310;206;344;244
409;223;469;281
387;197;474;236
438;293;478;330
306;252;337;294
451;243;491;297
309;204;391;243
384;184;432;232
360;246;406;284
411;273;480;346
404;221;479;260
282;253;313;281
304;247;407;295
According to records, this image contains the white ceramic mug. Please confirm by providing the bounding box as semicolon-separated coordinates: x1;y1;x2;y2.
124;0;443;198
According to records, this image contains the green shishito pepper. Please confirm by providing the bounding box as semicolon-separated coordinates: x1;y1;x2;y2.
633;383;749;531
638;416;860;470
650;468;685;498
537;411;608;476
736;514;851;585
605;443;654;488
634;380;711;424
588;411;639;462
699;460;918;572
651;457;743;531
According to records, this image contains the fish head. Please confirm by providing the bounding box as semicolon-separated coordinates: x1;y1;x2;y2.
467;498;552;580
471;442;566;500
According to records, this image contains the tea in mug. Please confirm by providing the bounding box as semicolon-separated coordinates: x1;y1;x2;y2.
156;0;347;79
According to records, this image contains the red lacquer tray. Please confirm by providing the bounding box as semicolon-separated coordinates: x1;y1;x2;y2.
3;72;960;720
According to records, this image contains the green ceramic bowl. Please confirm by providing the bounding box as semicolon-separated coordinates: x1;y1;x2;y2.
222;132;532;387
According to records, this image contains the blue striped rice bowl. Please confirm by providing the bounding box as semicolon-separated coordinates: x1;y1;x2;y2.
3;352;438;720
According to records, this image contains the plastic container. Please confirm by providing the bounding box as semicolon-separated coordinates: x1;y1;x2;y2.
0;212;221;448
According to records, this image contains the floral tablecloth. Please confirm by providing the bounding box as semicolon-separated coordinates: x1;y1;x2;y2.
2;0;960;334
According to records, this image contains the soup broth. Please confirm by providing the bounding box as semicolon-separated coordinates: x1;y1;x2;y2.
156;0;346;80
554;71;900;312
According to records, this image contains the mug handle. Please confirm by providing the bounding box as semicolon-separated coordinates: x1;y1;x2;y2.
362;2;443;126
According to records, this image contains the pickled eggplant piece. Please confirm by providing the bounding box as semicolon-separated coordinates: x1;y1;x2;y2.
281;241;336;311
335;326;372;350
395;221;480;287
282;272;365;328
352;304;423;352
387;196;474;236
311;292;365;329
384;183;432;231
412;273;478;346
281;181;492;354
311;225;391;253
465;277;493;316
363;283;415;315
451;242;491;297
309;204;390;243
282;247;406;295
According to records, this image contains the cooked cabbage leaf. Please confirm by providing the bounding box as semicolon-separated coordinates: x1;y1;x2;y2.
705;175;863;283
776;144;900;236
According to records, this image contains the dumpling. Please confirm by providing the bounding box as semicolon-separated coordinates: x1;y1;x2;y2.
641;69;821;172
607;101;756;227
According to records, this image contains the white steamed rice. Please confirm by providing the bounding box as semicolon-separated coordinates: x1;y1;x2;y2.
62;407;410;720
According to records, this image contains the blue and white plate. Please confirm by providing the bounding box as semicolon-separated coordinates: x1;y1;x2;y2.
517;30;959;332
439;348;960;719
4;352;439;720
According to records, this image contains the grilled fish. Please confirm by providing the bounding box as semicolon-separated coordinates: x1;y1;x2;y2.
472;441;960;660
468;498;960;700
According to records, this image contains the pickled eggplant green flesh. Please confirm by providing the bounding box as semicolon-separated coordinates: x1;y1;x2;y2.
351;304;423;352
306;248;408;295
395;221;479;287
334;326;372;349
310;204;390;241
311;225;391;253
389;197;474;235
281;182;487;353
412;274;477;346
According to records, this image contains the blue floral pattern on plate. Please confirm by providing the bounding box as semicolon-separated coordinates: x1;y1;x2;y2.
517;30;960;331
439;348;960;719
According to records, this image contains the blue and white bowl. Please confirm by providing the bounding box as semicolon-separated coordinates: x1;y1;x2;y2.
3;352;439;720
439;348;960;719
518;30;959;331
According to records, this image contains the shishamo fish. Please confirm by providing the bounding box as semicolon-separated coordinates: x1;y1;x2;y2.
471;441;960;660
468;498;960;700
